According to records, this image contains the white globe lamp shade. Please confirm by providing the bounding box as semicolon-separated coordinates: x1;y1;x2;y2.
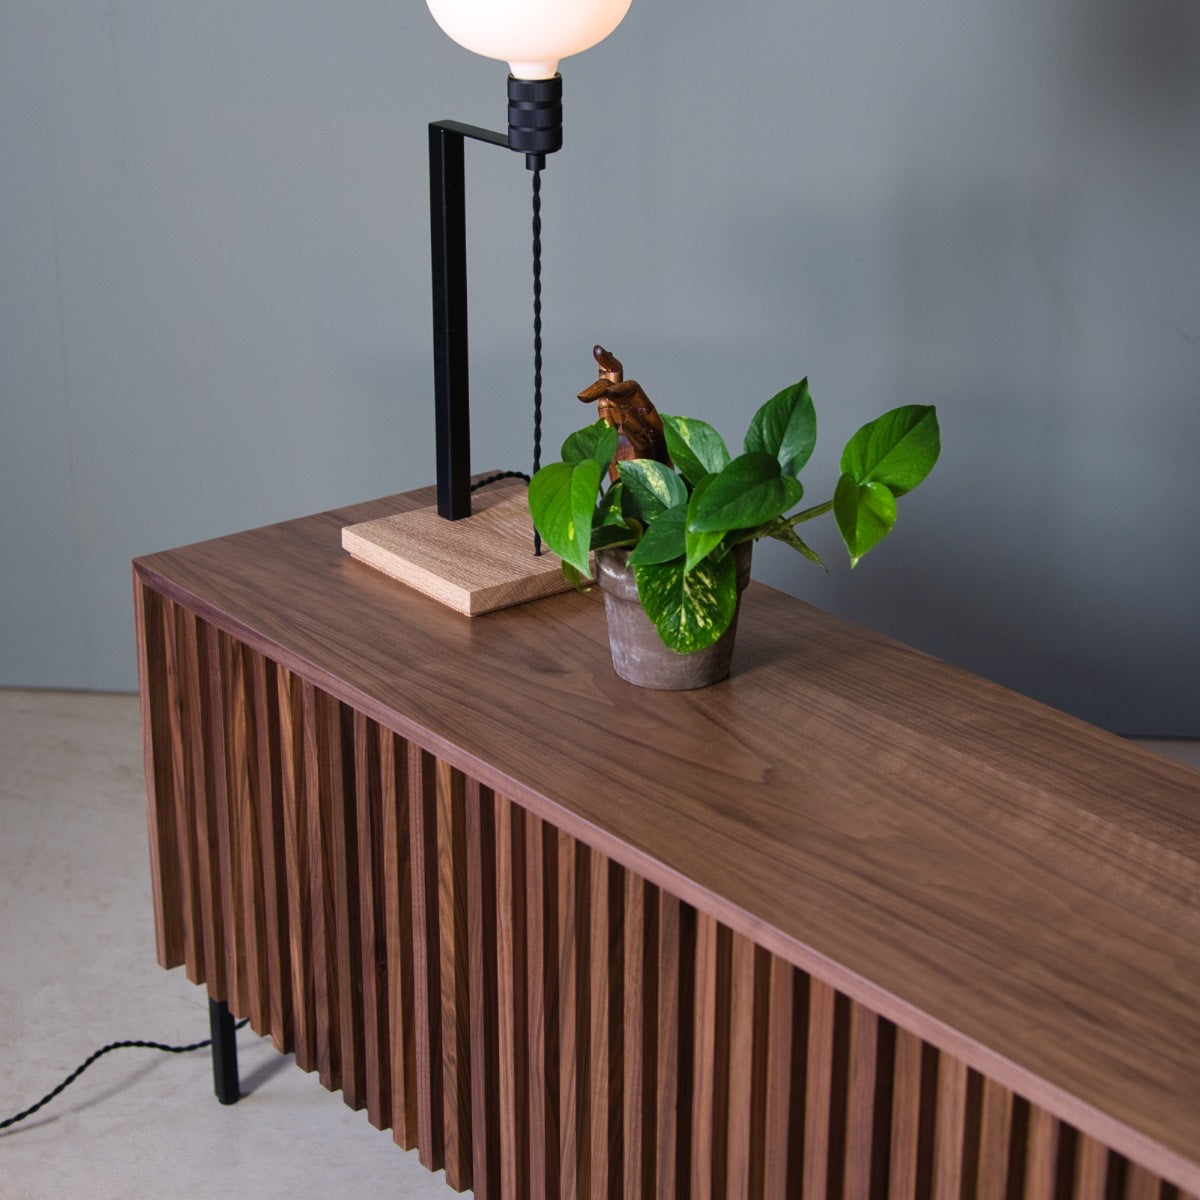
426;0;633;79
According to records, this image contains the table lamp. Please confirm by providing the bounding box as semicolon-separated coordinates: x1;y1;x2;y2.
341;0;633;615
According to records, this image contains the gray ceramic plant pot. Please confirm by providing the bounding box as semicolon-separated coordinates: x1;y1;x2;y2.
595;543;753;690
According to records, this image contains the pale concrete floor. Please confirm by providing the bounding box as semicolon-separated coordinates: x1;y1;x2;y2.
0;690;456;1200
1;689;1198;1199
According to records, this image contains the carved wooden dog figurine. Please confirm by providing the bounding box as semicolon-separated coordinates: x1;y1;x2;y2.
578;345;671;482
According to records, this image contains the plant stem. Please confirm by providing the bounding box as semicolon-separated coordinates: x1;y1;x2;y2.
784;499;834;527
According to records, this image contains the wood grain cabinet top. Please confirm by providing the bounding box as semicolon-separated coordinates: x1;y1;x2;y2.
133;485;1200;1190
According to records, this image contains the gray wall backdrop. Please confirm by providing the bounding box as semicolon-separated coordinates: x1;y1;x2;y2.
2;0;1198;734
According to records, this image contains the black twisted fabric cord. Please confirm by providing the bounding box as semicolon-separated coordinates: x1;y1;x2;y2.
470;469;530;492
468;170;544;560
0;1020;249;1132
531;167;544;556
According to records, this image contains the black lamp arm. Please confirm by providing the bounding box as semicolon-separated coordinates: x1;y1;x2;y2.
429;76;563;521
429;121;504;521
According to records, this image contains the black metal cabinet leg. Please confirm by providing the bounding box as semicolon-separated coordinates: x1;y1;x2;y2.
208;998;240;1105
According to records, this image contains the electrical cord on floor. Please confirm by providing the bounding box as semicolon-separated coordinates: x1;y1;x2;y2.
0;1019;249;1132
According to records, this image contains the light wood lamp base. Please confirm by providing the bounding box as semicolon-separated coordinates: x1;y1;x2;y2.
340;480;571;616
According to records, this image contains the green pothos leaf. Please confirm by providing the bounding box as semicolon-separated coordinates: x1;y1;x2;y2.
590;482;641;553
591;520;642;553
689;452;803;534
562;420;618;468
684;474;725;572
527;458;603;577
840;405;939;497
618;459;689;522
743;378;816;477
660;415;731;487
628;502;687;566
833;473;897;566
633;553;738;654
593;481;625;527
560;560;592;591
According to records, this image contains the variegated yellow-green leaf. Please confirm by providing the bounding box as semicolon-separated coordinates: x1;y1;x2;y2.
633;553;738;654
594;481;625;528
661;414;731;486
618;459;688;521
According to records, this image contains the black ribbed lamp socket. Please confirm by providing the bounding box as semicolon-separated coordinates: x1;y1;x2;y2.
507;75;563;170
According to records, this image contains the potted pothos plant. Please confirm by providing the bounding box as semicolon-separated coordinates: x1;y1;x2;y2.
528;378;940;688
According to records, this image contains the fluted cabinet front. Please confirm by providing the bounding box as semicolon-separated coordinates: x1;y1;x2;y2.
134;582;1191;1200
